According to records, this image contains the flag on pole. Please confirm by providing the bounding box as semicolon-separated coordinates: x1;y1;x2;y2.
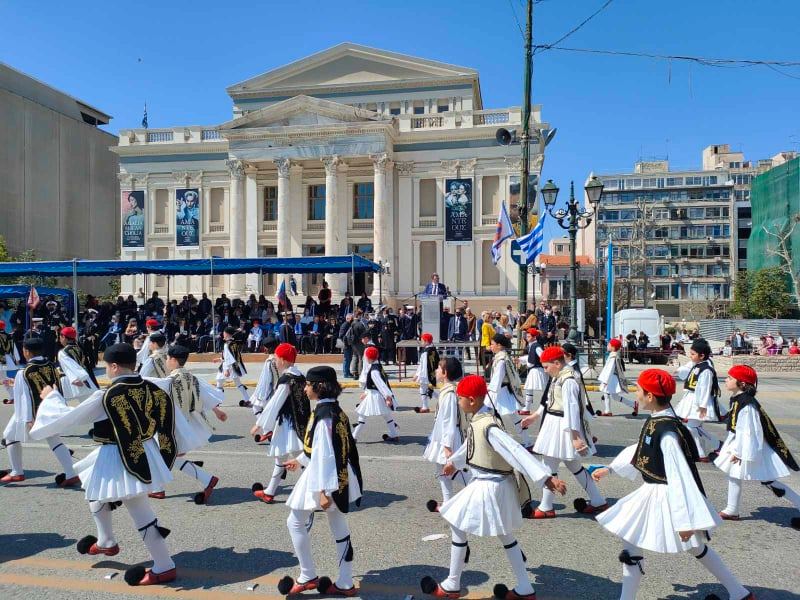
27;286;40;310
141;102;148;129
277;278;287;305
491;202;514;265
516;212;547;264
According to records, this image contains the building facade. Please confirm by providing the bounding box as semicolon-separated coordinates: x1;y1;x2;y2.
114;44;550;306
0;63;120;279
594;160;734;318
534;238;594;307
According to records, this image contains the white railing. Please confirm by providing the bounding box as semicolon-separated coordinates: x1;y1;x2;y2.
209;223;225;233
472;110;510;125
146;131;174;143
201;129;220;140
153;224;170;234
351;220;373;230
261;222;277;231
418;218;438;228
411;115;444;129
307;222;325;231
481;215;497;226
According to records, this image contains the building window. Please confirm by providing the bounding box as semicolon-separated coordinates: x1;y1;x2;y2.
419;179;437;218
209;188;225;226
308;185;326;220
666;177;683;187
481;241;500;286
154;189;169;226
353;182;374;219
437;100;449;113
260;246;277;289
685;176;702;186
389;107;401;115
482;175;500;215
413;102;425;115
264;186;277;221
420;241;438;286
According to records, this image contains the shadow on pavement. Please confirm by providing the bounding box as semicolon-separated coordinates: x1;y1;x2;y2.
593;443;627;458
359;563;489;594
749;505;799;529
532;563;619;598
175;485;255;506
172;546;296;590
358;490;408;509
0;532;76;563
209;433;244;442
667;582;800;600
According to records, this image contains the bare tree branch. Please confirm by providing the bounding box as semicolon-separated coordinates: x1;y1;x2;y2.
762;214;800;308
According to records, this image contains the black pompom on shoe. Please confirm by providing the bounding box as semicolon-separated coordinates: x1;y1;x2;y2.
193;492;206;505
252;482;264;492
573;498;588;512
791;516;800;530
426;499;439;513
420;575;438;594
55;473;66;486
277;575;294;595
318;576;333;593
76;535;97;554
595;409;602;417
493;583;510;599
124;565;147;586
520;501;533;519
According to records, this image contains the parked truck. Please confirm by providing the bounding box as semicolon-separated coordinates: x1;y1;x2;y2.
613;309;668;364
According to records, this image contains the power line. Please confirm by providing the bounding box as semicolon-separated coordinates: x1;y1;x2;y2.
507;0;525;39
535;0;614;54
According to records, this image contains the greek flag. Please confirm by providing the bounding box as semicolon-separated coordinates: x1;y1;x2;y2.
516;212;546;264
141;102;148;129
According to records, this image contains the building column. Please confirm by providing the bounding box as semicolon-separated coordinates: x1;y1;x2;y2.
322;155;345;296
245;165;259;295
371;153;394;303
288;163;304;297
274;158;292;295
396;163;414;298
226;159;246;298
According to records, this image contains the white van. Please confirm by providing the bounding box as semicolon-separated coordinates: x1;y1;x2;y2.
613;309;664;348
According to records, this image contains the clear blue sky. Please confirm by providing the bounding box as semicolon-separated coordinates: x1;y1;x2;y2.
2;0;799;244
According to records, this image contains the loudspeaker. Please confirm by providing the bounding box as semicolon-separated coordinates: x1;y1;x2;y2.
495;128;517;146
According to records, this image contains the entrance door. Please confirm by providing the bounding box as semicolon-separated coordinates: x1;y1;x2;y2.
350;244;374;297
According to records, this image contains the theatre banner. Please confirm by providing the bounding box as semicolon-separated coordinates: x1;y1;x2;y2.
176;188;200;249
121;190;145;250
444;178;473;245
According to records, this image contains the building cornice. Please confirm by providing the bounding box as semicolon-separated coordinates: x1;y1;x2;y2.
112;142;230;157
221;122;397;143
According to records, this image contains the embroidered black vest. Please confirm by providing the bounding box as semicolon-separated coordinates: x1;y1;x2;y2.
228;340;246;375
277;372;311;441
422;346;440;385
632;415;706;495
684;361;721;418
62;343;84;366
527;342;542;368
23;358;62;417
365;362;392;392
0;332;15;357
302;401;363;513
94;375;177;483
727;393;799;471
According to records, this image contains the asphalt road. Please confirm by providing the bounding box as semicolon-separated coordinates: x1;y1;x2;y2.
1;361;799;600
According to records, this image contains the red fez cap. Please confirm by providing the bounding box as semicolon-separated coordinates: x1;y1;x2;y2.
0;320;5;329
728;365;757;386
609;338;622;350
527;328;539;337
365;346;379;361
146;319;159;328
274;342;297;363
60;326;77;339
540;346;565;363
456;374;488;399
637;368;676;397
421;332;434;343
252;320;259;326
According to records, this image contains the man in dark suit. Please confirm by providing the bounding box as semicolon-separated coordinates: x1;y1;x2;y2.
447;308;468;360
422;273;448;298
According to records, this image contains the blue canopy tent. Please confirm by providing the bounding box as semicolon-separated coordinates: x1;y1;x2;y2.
0;255;380;326
0;286;76;332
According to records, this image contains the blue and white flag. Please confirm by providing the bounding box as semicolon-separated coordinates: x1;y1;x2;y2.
516;212;547;264
141;102;148;129
491;202;514;265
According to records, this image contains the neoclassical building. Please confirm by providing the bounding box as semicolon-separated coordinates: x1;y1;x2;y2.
115;43;549;306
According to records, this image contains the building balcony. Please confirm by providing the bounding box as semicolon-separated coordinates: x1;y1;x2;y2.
396;107;526;133
118;126;226;146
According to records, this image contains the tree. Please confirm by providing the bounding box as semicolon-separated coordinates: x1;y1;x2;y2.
730;271;753;318
762;214;800;310
749;267;792;318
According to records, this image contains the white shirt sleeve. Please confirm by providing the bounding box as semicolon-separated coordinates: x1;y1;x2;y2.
252;359;275;409
58;350;90;385
136;337;150;367
139;358;156;378
438;390;460;450
694;369;713;409
198;379;224;412
449;436;469;470
142;376;172;393
675;362;693;381
13;370;33;424
487;427;551;488
222;345;236;368
370;370;393;399
30;389;106;439
301;417;340;496
561;378;582;433
256;382;290;433
662;432;711;533
608;444;641;481
731;404;763;461
488;359;505;394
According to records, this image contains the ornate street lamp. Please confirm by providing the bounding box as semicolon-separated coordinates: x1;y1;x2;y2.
584;176;605;341
542;179;601;341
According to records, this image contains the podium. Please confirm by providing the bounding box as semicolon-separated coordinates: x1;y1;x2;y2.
418;294;443;343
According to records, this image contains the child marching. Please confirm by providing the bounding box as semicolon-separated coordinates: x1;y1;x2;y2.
487;334;533;450
593;368;753;600
519;328;546;416
251;336;280;429
420;374;567;600
139;332;169;378
352;346;399;443
278;366;362;597
597;338;637;417
715;365;800;527
57;326;99;401
423;357;469;512
0;319;20;402
414;332;440;414
215;326;250;407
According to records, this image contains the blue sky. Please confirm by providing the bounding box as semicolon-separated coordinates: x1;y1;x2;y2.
2;0;799;244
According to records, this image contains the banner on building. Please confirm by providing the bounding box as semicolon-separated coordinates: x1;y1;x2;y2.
444;178;473;245
176;188;200;249
121;190;145;250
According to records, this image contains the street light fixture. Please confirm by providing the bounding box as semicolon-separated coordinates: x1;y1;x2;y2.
584;175;605;342
542;179;601;342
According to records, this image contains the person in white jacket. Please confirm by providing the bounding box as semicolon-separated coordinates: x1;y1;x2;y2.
413;333;439;413
353;346;399;442
250;343;310;504
674;338;724;461
593;368;753;600
250;336;279;428
715;365;800;527
56;326;98;401
277;366;362;597
423;356;469;512
214;326;250;406
597;338;637;416
136;318;161;371
487;334;532;450
519;328;546;415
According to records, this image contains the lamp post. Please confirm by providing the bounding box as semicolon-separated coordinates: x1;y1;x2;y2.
584;176;605;342
542;178;601;342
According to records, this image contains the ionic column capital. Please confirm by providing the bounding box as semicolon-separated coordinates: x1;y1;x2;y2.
226;159;246;179
274;158;292;178
370;152;394;174
321;155;343;176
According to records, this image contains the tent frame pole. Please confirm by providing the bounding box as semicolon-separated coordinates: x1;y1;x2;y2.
72;258;79;328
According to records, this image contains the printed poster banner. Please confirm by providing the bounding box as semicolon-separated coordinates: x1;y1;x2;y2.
121;190;145;250
176;188;200;249
444;178;473;245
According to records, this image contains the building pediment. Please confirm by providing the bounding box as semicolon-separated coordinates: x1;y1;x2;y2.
218;95;382;130
227;42;478;99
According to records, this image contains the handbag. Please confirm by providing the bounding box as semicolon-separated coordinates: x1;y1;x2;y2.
335;337;345;350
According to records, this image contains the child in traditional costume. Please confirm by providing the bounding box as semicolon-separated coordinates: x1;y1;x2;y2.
420;374;567;600
716;365;800;527
251;336;279;429
0;319;20;402
593;368;753;600
145;345;227;504
250;343;311;504
424;356;469;512
136;318;161;370
487;334;532;450
561;342;598;430
29;343;178;586
413;332;440;414
675;338;724;461
522;345;606;517
597;338;637;416
278;366;362;597
215;326;250;406
57;326;98;401
1;337;78;487
139;332;169;378
520;328;546;415
353;345;399;442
